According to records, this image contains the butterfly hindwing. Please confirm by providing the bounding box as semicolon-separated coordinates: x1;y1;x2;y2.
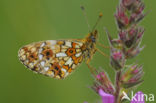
18;40;84;79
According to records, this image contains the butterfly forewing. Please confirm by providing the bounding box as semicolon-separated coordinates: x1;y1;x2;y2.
18;40;84;79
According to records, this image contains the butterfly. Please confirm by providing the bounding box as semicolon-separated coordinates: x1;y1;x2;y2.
18;7;108;79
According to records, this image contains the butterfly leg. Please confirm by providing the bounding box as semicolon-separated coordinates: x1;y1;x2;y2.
97;42;110;49
86;60;97;76
96;48;109;58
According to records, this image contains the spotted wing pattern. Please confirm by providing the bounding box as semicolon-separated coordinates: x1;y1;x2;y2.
18;40;85;79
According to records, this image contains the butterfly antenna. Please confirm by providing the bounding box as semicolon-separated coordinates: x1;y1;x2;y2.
81;6;91;32
92;13;103;32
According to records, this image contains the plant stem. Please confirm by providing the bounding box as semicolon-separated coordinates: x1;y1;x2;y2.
115;70;122;103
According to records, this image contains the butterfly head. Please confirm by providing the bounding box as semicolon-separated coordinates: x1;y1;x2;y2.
90;30;98;43
85;30;98;44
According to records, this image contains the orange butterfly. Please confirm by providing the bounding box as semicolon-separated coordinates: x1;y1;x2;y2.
18;7;108;79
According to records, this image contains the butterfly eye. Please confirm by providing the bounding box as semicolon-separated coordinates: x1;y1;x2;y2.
92;36;96;42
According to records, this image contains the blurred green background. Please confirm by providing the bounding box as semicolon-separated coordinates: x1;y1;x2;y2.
0;0;155;103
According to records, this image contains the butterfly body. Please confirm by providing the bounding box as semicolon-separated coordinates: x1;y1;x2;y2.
18;30;98;79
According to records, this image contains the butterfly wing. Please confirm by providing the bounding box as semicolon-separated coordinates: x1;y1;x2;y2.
18;40;85;79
